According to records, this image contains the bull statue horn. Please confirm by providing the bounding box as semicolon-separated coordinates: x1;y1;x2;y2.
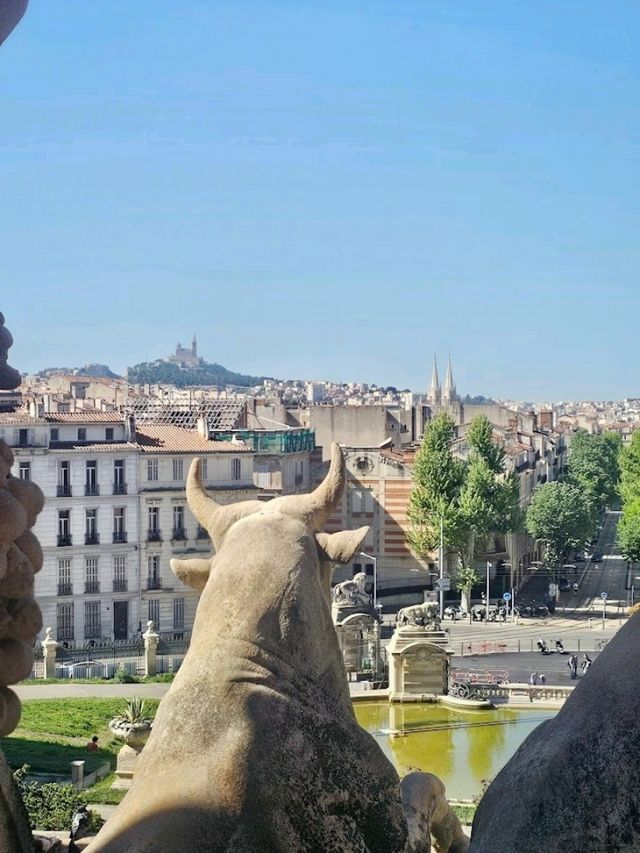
274;442;345;532
186;458;221;531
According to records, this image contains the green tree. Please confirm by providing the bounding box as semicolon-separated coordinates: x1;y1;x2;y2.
566;430;620;520
408;414;519;615
618;500;640;564
620;431;640;505
406;412;466;559
525;481;592;568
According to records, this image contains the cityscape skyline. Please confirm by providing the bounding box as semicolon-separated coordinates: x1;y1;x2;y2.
3;2;640;399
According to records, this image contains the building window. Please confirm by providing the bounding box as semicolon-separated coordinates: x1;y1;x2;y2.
113;555;127;591
148;599;160;628
147;555;161;590
18;461;30;480
85;460;99;495
113;507;127;543
147;506;161;541
85;509;99;545
173;597;185;630
85;556;99;593
172;458;184;481
201;459;208;480
147;458;158;481
57;460;71;497
57;510;72;546
50;428;59;442
172;505;185;539
18;428;29;447
57;602;74;640
78;428;87;441
232;458;241;481
84;600;101;639
113;459;126;494
105;427;114;440
57;559;72;596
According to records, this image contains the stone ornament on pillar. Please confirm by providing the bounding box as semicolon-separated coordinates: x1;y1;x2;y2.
42;627;58;680
143;620;159;677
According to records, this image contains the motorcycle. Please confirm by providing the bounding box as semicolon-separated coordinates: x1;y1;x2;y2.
537;639;550;655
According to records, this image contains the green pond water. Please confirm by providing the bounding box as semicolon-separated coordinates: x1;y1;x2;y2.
354;703;556;800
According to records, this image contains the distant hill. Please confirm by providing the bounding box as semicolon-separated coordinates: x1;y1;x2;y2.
37;364;121;379
127;360;266;388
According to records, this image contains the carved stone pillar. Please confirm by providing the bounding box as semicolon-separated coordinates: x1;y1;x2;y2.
143;620;159;677
0;307;44;851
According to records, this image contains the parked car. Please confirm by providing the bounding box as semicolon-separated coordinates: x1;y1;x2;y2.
443;605;465;620
591;550;602;562
558;578;570;592
574;552;585;562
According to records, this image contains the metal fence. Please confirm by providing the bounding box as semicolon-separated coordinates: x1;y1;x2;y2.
458;637;610;656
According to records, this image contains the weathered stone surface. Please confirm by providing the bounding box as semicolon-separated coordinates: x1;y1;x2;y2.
0;311;22;390
402;773;468;853
471;614;640;852
90;445;410;852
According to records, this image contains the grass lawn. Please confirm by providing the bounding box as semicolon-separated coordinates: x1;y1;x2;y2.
1;698;160;777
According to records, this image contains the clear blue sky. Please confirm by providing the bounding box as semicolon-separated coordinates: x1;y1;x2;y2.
1;0;639;400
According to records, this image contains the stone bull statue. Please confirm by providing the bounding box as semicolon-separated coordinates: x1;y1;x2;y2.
89;444;466;852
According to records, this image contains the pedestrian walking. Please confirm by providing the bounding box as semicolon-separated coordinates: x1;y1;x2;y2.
567;655;577;680
582;654;592;674
529;672;538;686
539;673;546;685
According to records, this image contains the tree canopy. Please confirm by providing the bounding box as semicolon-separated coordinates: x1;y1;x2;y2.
127;360;265;388
407;413;519;576
525;481;592;567
618;499;640;564
565;429;620;519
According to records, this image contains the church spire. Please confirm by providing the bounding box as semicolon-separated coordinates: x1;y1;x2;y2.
442;354;458;404
427;354;441;405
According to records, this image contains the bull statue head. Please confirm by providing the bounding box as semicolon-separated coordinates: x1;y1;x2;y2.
170;441;369;596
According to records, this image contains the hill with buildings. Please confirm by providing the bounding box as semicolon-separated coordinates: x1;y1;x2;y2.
36;363;121;379
127;359;266;388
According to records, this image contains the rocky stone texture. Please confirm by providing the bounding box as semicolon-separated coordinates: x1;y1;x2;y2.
0;306;43;850
0;312;22;391
0;0;27;49
471;613;640;852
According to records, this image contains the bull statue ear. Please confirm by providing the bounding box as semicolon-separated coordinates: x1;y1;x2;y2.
315;527;369;564
170;557;213;592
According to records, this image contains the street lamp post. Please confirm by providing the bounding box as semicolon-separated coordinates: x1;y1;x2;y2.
359;552;377;610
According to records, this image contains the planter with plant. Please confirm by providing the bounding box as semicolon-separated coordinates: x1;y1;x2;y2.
108;698;153;789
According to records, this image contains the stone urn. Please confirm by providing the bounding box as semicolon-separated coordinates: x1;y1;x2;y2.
109;700;153;789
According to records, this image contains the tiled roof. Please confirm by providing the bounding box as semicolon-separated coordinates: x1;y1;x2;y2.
0;413;47;425
49;441;138;453
135;424;251;454
44;413;123;423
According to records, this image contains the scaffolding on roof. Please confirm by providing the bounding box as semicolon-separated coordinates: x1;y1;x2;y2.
124;397;246;430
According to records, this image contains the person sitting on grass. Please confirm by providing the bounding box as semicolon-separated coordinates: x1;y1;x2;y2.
86;735;99;752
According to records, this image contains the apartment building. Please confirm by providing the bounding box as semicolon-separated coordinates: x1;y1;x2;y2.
135;424;260;637
0;411;140;642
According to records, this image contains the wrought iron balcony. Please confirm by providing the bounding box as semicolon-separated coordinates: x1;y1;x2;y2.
57;534;72;547
57;484;72;497
85;581;100;594
196;526;210;540
84;627;101;639
57;583;73;596
85;532;100;545
171;528;187;541
112;531;128;544
147;529;162;542
113;482;128;495
113;578;128;592
85;483;100;496
146;577;162;591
